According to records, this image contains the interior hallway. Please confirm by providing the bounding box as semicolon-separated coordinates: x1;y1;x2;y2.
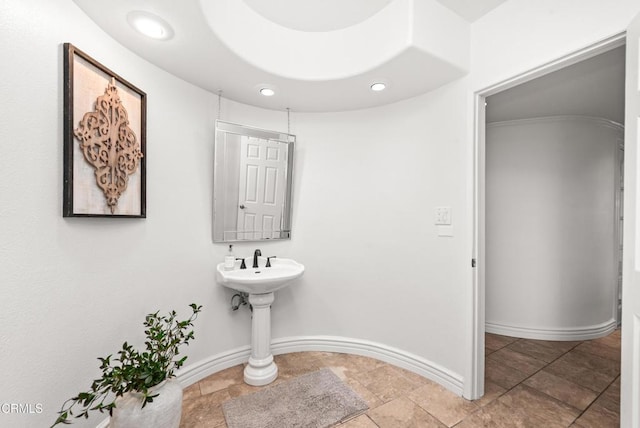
179;330;620;427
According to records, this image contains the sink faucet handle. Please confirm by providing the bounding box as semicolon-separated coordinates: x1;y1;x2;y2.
236;258;246;269
266;256;277;267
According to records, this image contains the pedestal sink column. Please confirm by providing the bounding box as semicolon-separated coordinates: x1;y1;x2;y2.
244;292;278;386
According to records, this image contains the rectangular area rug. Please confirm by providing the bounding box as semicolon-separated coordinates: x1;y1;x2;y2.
222;368;369;428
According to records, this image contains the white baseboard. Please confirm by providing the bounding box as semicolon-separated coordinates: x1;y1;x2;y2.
485;318;617;341
96;335;464;427
177;335;463;394
175;345;252;388
273;336;463;394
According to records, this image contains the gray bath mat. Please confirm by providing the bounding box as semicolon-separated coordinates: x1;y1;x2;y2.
222;368;368;428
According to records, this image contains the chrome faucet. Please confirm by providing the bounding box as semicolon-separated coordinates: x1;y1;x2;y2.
253;249;261;268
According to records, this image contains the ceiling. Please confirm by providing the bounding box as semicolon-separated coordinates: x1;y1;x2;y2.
243;0;394;32
72;0;508;112
487;46;625;124
436;0;508;21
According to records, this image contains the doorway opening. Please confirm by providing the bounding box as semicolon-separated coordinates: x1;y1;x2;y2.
470;33;625;401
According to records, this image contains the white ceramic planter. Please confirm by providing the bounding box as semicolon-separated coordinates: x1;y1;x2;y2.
109;380;183;428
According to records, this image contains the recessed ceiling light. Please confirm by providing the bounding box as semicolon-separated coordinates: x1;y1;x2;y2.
370;82;386;92
260;88;275;97
127;11;174;40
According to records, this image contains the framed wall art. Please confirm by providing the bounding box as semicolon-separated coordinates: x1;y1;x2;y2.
63;43;146;217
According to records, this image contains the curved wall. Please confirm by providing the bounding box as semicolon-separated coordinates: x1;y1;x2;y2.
7;2;638;427
486;116;622;340
0;1;470;427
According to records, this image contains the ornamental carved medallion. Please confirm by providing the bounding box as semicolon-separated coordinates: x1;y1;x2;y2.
73;78;143;214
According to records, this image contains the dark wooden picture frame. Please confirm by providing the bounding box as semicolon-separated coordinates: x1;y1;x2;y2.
63;43;146;217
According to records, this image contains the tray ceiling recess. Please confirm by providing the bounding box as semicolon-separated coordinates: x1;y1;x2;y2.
72;0;505;112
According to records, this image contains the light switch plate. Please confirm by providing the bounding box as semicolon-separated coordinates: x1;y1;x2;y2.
435;206;452;225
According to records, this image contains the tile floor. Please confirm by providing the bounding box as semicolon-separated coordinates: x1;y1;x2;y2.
180;329;620;427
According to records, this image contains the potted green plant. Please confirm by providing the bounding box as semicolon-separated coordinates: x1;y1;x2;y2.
51;303;202;428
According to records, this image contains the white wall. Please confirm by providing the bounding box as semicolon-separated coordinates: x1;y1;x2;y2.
280;83;470;362
0;1;471;427
208;80;472;379
471;0;640;90
486;117;621;338
0;2;236;427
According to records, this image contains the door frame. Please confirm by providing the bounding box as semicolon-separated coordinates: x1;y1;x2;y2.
468;32;626;400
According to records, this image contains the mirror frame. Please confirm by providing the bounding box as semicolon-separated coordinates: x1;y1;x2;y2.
213;120;295;243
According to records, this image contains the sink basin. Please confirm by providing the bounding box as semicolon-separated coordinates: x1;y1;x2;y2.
216;255;304;386
216;257;304;294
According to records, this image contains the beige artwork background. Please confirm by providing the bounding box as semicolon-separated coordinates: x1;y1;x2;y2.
72;54;142;215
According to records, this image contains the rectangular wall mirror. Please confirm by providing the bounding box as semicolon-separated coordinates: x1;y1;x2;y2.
213;120;295;242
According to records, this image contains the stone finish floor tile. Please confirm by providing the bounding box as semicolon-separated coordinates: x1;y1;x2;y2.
559;349;620;377
485;333;518;351
545;358;615;393
485;357;529;389
318;352;386;379
341;376;385;409
178;330;620;428
182;382;201;401
407;381;479;427
351;364;422;403
546;350;619;393
506;339;571;363
577;376;621;428
225;380;265;399
473;381;507;408
274;351;323;380
591;329;621;350
498;385;580;426
487;347;547;376
367;396;447;428
597;376;620;409
394;365;438;388
574;401;619;428
339;414;379;427
523;370;598;411
180;389;229;428
198;365;244;395
535;339;582;353
455;399;565;428
574;341;621;363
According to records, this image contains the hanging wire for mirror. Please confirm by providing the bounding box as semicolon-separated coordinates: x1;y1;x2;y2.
286;107;291;135
217;90;223;121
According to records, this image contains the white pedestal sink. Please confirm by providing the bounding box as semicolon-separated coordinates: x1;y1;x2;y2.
216;256;304;386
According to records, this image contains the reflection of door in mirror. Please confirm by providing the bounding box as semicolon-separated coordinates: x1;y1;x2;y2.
213;120;294;243
237;136;287;240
